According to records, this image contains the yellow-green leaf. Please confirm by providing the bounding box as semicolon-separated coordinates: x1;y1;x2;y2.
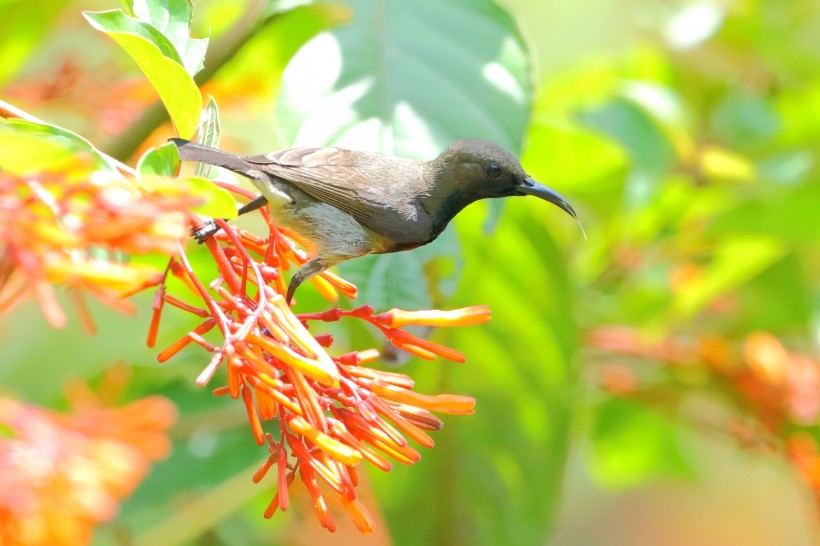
0;128;73;174
84;10;202;138
137;175;237;219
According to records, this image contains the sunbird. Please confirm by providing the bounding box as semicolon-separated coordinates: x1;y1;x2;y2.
172;138;578;302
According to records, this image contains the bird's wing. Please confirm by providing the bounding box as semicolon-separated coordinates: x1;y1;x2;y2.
244;147;432;245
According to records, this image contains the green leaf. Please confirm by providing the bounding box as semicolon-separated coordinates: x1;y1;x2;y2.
523;116;628;193
277;0;533;305
578;97;677;208
195;96;222;179
136;175;238;219
85;10;183;62
0;126;73;174
183;177;238;219
2;118;122;174
579;97;677;175
708;183;820;244
206;2;351;152
137;141;180;176
277;0;532;156
132;0;208;75
84;9;202;138
711;93;780;151
589;398;693;489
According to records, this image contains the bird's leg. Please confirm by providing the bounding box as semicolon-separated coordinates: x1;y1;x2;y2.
192;194;269;243
286;257;329;303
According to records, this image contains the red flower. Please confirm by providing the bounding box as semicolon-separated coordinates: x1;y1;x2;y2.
153;192;482;532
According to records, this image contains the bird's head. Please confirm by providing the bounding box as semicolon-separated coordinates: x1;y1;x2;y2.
432;139;577;220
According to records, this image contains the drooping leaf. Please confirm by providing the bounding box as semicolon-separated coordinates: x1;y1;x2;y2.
131;0;208;75
84;9;202;138
86;10;183;62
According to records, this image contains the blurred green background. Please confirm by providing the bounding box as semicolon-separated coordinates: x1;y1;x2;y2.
2;0;820;544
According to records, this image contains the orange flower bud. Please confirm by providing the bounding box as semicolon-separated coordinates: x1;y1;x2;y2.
372;384;476;415
340;495;376;534
374;305;491;328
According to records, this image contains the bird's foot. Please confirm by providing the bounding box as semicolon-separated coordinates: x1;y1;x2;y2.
192;219;220;244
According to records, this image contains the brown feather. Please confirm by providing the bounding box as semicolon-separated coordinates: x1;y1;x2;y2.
244;148;435;245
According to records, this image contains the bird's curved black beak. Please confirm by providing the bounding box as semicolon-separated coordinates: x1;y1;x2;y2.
518;177;577;219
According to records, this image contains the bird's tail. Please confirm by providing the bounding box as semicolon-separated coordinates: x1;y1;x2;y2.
170;138;258;178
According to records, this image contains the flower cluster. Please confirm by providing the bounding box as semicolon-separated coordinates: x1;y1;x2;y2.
153;193;485;533
0;166;192;330
588;326;820;508
0;370;175;546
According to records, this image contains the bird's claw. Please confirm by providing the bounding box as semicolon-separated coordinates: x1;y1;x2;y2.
192;219;219;244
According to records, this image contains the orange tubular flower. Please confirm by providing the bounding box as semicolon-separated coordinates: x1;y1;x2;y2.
372;305;491;328
0;372;175;546
149;187;485;533
0;168;190;330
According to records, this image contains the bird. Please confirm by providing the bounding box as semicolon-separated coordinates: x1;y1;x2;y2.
171;138;579;303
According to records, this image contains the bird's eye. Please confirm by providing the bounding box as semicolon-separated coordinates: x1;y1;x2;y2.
485;163;502;179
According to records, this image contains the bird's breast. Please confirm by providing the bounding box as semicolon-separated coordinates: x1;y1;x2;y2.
272;202;376;258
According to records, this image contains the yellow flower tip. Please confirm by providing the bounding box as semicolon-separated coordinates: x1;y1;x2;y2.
247;332;340;386
310;274;339;302
375;305;492;328
289;416;363;466
375;385;476;415
319;270;358;299
358;348;380;364
32;222;81;246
